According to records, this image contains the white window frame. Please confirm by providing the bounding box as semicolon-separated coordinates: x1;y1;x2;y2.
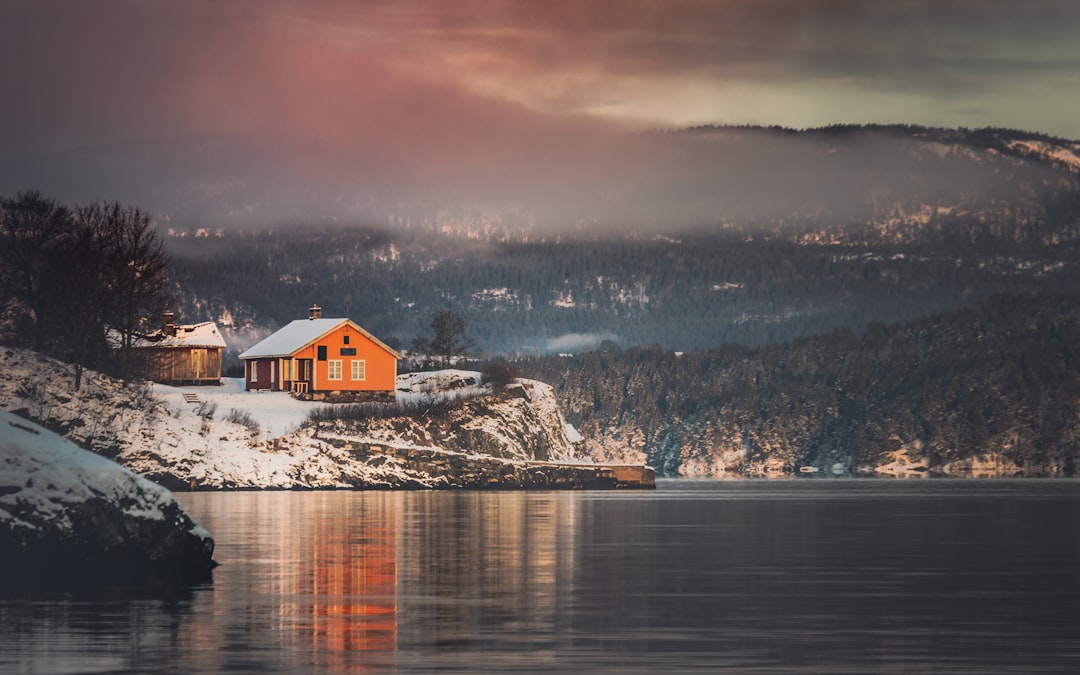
328;360;343;380
250;361;258;382
351;360;366;381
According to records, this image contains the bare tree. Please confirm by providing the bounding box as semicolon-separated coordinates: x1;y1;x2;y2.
1;192;171;388
52;213;109;390
0;190;72;350
90;202;170;379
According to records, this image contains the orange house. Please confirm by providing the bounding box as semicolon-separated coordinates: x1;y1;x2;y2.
239;306;400;402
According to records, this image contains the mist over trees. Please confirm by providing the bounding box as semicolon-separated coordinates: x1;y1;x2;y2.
165;223;1080;360
160;125;1080;359
0;190;169;388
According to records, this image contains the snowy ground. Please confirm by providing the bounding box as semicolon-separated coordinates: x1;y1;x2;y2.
151;370;492;438
0;409;212;554
0;347;589;489
152;378;321;437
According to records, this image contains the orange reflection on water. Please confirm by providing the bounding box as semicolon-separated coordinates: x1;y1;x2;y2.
269;493;399;671
310;526;397;656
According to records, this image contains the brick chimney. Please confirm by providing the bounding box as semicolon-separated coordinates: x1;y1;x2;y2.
309;305;322;320
163;311;176;336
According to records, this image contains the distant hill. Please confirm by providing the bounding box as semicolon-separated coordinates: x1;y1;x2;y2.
516;293;1080;478
155;123;1080;238
162;126;1080;357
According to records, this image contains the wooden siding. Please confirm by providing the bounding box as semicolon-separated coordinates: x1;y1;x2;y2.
246;358;275;390
145;347;222;386
294;323;397;393
244;323;396;394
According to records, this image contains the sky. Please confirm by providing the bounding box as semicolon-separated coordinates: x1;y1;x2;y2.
2;0;1079;226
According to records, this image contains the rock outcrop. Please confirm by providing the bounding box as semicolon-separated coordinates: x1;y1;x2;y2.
0;410;216;582
0;349;649;489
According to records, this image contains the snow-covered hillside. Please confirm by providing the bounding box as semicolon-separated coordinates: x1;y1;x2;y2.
0;410;215;576
0;349;594;490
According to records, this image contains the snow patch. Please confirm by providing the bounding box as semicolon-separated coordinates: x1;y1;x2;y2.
1007;140;1080;173
0;410;204;537
0;349;585;489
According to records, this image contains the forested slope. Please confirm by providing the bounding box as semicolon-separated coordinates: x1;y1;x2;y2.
516;294;1080;477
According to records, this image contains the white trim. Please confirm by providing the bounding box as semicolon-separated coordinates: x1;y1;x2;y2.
351;360;366;381
328;360;343;380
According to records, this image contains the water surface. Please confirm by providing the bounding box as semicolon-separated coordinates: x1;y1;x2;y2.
2;479;1079;673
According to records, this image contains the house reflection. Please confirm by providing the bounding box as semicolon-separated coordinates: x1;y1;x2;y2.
309;521;397;657
269;493;400;671
176;491;576;672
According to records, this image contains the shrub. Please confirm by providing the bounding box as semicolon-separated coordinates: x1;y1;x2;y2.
196;400;218;420
226;407;260;433
481;360;517;391
305;392;484;425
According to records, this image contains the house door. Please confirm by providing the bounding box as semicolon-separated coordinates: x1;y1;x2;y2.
191;349;206;378
280;358;298;390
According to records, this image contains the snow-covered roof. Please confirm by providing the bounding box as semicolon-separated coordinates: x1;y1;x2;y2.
238;318;400;360
143;321;227;349
109;321;227;349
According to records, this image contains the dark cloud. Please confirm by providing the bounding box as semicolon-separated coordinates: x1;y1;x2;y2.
1;0;1078;226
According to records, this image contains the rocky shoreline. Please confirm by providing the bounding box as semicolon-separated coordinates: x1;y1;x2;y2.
0;349;654;491
1;411;216;583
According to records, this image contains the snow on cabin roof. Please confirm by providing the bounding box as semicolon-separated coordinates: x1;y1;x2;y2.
151;321;227;349
112;321;227;349
238;318;400;360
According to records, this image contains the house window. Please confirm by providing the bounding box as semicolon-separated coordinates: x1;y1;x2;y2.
250;361;257;382
328;360;342;380
317;346;327;361
351;360;366;381
343;335;350;345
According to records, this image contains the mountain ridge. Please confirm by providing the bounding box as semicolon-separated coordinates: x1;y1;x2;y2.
158;124;1080;356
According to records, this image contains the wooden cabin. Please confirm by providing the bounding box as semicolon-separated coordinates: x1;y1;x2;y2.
238;306;400;402
129;312;227;386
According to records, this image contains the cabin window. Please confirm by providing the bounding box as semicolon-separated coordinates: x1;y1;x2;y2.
351;360;366;381
317;346;327;361
343;335;350;345
250;361;257;382
328;360;342;380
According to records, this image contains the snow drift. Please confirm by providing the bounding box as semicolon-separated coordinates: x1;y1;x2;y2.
0;410;215;580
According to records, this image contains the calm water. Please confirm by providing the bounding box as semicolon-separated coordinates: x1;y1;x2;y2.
3;479;1080;673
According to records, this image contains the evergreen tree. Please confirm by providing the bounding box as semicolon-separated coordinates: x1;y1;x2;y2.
413;310;475;366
